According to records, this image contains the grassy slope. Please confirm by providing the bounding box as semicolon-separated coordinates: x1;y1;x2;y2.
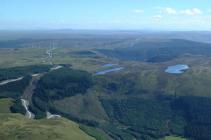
0;99;96;140
164;136;186;140
80;125;110;140
53;92;109;123
142;65;211;97
115;56;211;98
0;114;95;140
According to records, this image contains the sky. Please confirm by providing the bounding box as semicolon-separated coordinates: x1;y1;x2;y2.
1;0;211;30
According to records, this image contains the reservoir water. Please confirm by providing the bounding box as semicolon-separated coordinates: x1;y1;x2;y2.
102;63;118;67
95;67;124;75
165;64;189;74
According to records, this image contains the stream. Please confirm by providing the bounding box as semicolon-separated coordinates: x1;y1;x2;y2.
21;99;35;119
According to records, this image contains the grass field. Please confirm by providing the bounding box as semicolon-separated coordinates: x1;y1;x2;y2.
0;48;47;68
80;125;110;140
0;113;95;140
164;136;187;140
0;47;111;73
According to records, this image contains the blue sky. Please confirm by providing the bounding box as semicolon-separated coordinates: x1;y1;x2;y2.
1;0;211;30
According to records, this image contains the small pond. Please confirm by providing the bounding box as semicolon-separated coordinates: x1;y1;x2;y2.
165;64;189;74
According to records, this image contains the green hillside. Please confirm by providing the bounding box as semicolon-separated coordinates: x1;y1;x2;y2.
164;136;186;140
0;98;100;140
0;114;95;140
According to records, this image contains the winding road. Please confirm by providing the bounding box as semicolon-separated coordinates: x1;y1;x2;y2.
44;47;56;65
21;73;44;119
0;77;23;86
21;65;62;119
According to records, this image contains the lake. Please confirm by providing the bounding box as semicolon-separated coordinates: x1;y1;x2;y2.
102;63;118;67
95;67;124;75
165;64;189;74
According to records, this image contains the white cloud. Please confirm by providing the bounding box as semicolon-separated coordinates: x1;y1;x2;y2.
163;7;177;15
153;15;163;21
208;9;211;13
132;9;144;13
180;8;202;16
155;7;177;15
156;7;203;16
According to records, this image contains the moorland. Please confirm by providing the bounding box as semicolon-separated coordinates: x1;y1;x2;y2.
1;30;211;140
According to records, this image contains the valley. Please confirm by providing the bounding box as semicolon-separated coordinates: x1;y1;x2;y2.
0;31;211;140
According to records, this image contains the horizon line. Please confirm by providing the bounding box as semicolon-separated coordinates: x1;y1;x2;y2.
1;29;211;32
